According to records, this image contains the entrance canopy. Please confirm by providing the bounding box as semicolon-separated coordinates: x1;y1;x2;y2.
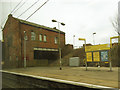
34;48;59;60
34;48;58;51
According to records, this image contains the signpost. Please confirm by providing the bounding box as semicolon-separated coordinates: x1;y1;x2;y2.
109;36;119;71
78;38;87;71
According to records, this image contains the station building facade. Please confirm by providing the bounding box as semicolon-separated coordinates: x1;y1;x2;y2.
3;14;65;67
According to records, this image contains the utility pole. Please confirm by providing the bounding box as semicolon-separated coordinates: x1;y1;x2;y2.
93;32;96;45
73;35;75;49
84;39;87;71
78;38;87;71
52;19;65;70
24;31;26;68
58;22;62;70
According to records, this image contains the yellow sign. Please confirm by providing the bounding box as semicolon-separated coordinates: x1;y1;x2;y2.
105;62;109;63
85;44;110;52
93;52;100;62
78;38;85;40
86;52;92;62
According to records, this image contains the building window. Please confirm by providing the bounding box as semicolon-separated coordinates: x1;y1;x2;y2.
55;37;58;44
31;32;36;40
39;34;42;41
43;35;47;42
24;31;28;40
24;35;28;40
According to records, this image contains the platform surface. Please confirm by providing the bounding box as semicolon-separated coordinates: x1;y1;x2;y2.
4;67;119;89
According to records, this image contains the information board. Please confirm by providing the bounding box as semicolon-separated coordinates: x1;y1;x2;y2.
86;52;92;62
101;51;108;61
93;52;100;62
85;44;110;52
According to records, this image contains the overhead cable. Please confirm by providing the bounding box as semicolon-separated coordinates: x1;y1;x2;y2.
1;0;23;28
12;0;28;14
26;0;49;20
10;0;24;14
17;0;40;18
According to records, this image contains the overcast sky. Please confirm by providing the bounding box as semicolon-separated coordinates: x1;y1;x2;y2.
0;0;119;48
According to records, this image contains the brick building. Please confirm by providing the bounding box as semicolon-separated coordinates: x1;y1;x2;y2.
3;14;65;67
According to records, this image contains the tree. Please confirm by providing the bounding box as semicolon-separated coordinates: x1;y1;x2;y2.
111;14;120;36
110;14;120;46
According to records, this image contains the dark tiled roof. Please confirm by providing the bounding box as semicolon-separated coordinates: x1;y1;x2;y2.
14;17;65;34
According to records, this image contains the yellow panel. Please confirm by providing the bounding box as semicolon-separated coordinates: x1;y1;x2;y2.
85;44;110;52
93;52;100;62
86;52;92;62
105;62;109;63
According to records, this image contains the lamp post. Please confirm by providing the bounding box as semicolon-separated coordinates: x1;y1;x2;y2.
93;32;96;45
24;31;27;68
52;19;65;70
78;38;87;71
73;35;75;49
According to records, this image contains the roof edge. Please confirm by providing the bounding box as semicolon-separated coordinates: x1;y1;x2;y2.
11;15;65;34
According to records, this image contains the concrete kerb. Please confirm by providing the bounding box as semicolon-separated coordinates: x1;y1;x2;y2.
0;70;116;89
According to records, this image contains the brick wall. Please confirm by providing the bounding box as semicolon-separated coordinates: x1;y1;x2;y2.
3;14;65;68
3;14;22;62
20;20;65;61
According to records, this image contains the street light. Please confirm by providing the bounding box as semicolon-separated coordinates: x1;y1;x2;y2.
52;19;65;70
93;32;96;45
73;35;75;49
78;38;87;71
24;31;27;68
52;20;57;22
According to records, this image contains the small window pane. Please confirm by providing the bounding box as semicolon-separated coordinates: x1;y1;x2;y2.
39;34;42;41
44;35;47;42
24;35;28;40
55;37;58;44
31;32;36;40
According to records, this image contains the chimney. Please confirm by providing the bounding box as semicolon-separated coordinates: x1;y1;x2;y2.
53;27;57;29
8;14;13;18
